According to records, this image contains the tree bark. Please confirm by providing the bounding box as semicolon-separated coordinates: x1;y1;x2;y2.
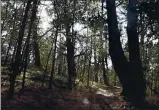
64;0;77;89
66;33;76;89
102;58;109;86
57;42;64;75
106;0;130;95
32;20;41;67
87;35;92;87
81;55;87;83
7;0;32;99
33;28;41;67
94;46;98;82
21;0;38;93
1;0;10;33
4;1;17;66
106;0;146;104
127;0;146;101
49;25;59;89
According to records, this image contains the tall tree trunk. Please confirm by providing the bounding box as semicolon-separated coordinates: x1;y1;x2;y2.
65;22;76;89
63;56;67;75
48;25;59;89
21;0;38;93
4;2;17;66
10;44;17;67
57;53;63;75
7;0;32;99
99;15;110;86
87;55;91;87
106;0;146;104
33;20;41;67
10;1;26;66
57;42;64;75
66;34;76;89
94;46;98;82
127;0;146;101
106;0;130;95
102;58;109;86
41;43;53;86
64;0;77;89
157;1;159;24
81;55;87;83
33;28;41;67
1;0;10;33
87;35;92;87
57;61;62;75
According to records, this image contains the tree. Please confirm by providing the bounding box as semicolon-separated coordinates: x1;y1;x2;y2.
126;0;146;101
63;0;77;89
4;0;17;65
48;23;59;89
32;17;41;67
7;0;32;99
106;0;146;106
21;0;39;93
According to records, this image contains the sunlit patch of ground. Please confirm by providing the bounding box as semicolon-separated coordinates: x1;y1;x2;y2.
96;88;115;97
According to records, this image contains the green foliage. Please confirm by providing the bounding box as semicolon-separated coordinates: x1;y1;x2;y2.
39;38;53;71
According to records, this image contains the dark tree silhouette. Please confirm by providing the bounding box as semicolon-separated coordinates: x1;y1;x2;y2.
106;0;146;105
21;0;39;93
7;0;32;99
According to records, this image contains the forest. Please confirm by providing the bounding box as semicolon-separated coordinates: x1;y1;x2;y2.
1;0;159;110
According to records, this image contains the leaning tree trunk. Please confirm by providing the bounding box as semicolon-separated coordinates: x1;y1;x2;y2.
7;0;32;99
106;0;146;105
21;0;38;93
106;0;130;95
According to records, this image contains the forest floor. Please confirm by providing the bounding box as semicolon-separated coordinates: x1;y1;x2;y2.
1;73;159;110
